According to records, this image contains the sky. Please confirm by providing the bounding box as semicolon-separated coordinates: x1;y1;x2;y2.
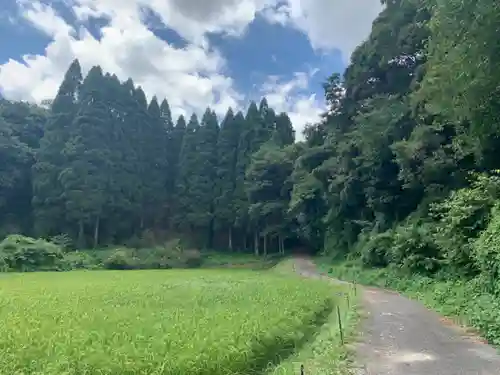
0;0;382;138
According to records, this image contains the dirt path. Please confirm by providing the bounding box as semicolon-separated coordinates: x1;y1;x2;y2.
293;257;500;375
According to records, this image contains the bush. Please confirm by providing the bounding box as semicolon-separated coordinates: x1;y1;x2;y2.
0;234;203;272
49;233;74;251
103;248;137;270
430;172;500;276
389;222;441;275
0;254;7;272
102;240;202;270
472;204;500;293
62;251;99;270
358;230;393;268
0;234;64;272
183;249;203;268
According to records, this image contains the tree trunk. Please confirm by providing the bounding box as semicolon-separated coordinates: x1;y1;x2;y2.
77;219;85;249
93;216;100;248
263;234;267;256
140;213;144;230
228;227;233;251
208;217;214;249
254;232;259;256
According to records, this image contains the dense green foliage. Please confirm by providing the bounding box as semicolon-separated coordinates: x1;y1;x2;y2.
0;61;298;255
0;268;336;374
3;0;500;284
296;0;500;297
0;234;205;271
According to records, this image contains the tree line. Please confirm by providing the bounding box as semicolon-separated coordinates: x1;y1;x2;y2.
0;62;297;253
3;0;500;279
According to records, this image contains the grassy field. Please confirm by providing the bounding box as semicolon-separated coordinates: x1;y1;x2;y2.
201;252;283;269
0;268;336;374
269;261;359;375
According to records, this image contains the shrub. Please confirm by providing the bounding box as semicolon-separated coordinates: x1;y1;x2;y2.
0;235;64;272
102;240;202;270
103;248;137;270
389;222;441;275
49;233;74;251
183;249;203;268
430;171;500;276
62;251;99;270
472;204;500;293
358;230;393;268
133;240;202;269
0;255;7;272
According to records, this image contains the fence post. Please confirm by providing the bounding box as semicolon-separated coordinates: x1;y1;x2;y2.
337;305;344;345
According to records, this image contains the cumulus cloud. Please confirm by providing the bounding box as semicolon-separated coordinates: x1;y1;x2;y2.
0;0;243;118
0;0;380;132
260;69;326;140
263;0;383;62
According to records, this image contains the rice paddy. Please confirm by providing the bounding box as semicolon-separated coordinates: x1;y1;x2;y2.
0;269;336;374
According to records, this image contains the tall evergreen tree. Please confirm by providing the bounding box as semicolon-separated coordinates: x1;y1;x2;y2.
146;96;168;228
60;66;112;247
160;99;174;131
259;97;276;140
273;112;295;146
100;73;137;241
214;108;241;250
233;111;254;250
174;114;200;234
169;114;186;201
161;100;181;227
190;108;220;247
32;59;82;237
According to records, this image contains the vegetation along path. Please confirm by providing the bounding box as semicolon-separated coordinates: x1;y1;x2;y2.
293;258;500;375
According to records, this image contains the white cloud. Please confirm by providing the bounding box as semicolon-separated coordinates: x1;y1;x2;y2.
19;0;74;37
260;69;326;140
0;0;381;133
0;0;242;118
72;0;276;47
263;0;383;63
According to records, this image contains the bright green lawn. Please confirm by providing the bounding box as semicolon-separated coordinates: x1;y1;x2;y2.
0;269;334;374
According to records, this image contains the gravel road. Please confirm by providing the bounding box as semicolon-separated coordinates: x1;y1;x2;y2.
293;258;500;375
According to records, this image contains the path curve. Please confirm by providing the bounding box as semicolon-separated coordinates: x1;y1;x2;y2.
293;257;500;375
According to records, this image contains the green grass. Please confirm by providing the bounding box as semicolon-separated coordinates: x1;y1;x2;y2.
267;285;359;375
0;268;335;374
268;258;360;374
201;251;284;269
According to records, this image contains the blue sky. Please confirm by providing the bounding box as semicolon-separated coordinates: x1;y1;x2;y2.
0;0;382;136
